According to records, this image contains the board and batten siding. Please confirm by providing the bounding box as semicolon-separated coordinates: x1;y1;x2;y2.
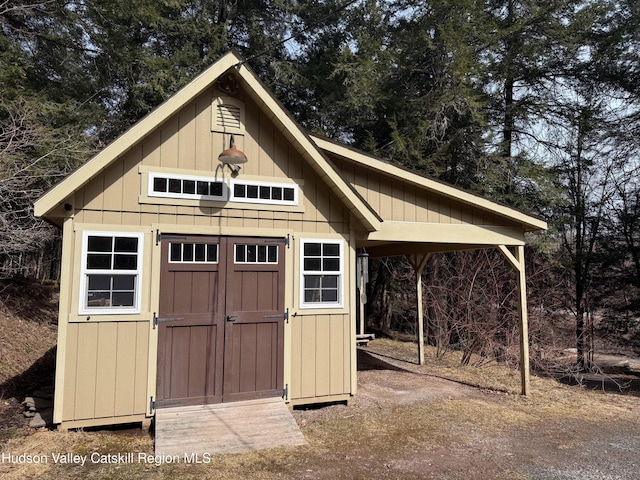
61;321;149;422
55;86;356;428
289;314;352;402
330;154;521;229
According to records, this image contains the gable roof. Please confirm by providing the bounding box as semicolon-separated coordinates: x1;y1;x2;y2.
34;50;382;231
35;50;546;236
310;134;547;233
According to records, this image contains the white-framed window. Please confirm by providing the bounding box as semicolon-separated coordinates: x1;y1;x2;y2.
79;231;144;315
299;239;343;309
169;242;219;264
148;172;227;201
234;244;279;264
230;179;298;206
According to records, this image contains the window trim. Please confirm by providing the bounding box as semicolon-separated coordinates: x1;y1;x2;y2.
79;231;144;315
234;243;279;264
299;238;344;309
168;241;219;264
230;179;299;206
148;172;228;201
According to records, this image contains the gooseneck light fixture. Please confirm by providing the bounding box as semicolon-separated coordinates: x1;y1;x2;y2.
218;134;247;175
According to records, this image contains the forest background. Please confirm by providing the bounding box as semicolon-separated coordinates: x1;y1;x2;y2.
1;0;639;372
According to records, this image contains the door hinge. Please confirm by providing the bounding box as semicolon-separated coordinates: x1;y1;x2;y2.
265;234;290;248
155;229;187;245
153;312;184;329
263;308;289;323
283;384;289;401
150;396;182;411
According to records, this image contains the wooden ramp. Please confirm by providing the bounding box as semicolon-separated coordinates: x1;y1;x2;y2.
154;398;306;456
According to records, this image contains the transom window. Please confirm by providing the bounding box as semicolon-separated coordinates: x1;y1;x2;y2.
300;239;343;308
80;232;143;314
149;172;226;201
234;244;278;264
169;242;219;263
230;179;298;206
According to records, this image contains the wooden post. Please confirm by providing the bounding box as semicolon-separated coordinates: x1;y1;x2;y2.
358;261;365;336
515;245;530;395
498;245;530;396
407;253;432;366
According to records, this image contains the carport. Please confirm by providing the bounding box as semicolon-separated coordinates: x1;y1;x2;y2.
312;135;547;395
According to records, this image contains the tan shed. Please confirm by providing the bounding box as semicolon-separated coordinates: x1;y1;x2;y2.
34;50;546;431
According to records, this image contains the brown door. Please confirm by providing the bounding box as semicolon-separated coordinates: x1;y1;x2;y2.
223;238;285;401
156;235;285;407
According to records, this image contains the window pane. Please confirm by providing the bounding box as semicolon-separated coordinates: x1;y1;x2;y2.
235;245;245;262
304;275;322;289
183;180;196;195
304;258;321;271
234;183;246;198
246;245;257;262
170;243;181;262
322;290;338;302
207;244;218;262
304;290;320;303
153;177;167;193
268;245;278;263
323;258;340;271
113;275;135;290
304;243;321;256
210;182;223;197
87;254;111;269
197;181;209;195
323;243;340;256
112;292;134;307
88;274;111;290
259;186;270;199
323;275;338;288
195;243;206;262
283;188;295;201
169;178;181;193
258;245;267;262
87;291;111;307
272;187;282;200
88;236;112;252
247;185;258;198
183;244;194;262
114;254;137;270
115;237;138;253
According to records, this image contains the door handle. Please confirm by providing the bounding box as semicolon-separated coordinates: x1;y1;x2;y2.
226;315;238;322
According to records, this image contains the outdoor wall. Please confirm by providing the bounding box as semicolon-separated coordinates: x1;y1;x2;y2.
288;313;352;402
330;154;522;228
53;84;357;428
60;321;149;422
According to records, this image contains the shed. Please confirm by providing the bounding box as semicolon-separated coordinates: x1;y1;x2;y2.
34;50;547;431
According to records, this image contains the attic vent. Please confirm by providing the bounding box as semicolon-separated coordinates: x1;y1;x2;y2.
212;97;244;134
216;104;241;130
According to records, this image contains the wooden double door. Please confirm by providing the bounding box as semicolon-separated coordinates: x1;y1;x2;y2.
156;236;285;407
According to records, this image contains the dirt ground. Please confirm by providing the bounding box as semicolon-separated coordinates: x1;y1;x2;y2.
288;349;640;480
1;344;639;480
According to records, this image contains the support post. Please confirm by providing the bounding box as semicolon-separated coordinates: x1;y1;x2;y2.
407;253;432;366
515;245;530;395
498;245;530;395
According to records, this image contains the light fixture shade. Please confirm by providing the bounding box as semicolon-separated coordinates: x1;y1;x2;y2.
218;144;248;165
218;134;248;165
